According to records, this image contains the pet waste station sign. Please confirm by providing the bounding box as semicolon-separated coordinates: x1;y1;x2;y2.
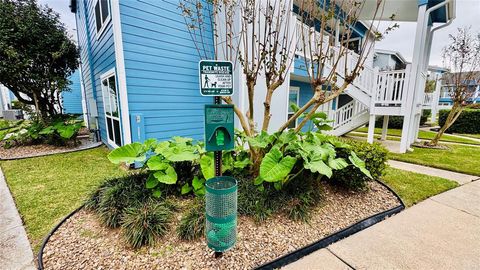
199;60;233;96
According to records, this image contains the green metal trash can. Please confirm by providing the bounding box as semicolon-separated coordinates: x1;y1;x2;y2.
205;176;237;252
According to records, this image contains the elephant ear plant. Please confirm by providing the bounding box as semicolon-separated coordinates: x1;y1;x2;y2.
107;128;373;199
108;137;202;198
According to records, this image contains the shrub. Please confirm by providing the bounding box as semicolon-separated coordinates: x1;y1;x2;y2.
177;198;205;240
439;109;480;134
121;200;172;248
330;140;389;190
374;110;430;129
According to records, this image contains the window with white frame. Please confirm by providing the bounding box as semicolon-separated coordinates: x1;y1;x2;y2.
101;70;122;147
288;87;300;129
94;0;110;35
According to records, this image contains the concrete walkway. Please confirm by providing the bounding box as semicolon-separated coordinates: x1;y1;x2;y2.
285;179;480;270
0;170;35;269
388;160;479;185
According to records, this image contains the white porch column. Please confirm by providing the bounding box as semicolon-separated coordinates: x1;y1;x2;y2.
400;4;428;153
367;114;376;144
381;116;389;141
431;74;442;123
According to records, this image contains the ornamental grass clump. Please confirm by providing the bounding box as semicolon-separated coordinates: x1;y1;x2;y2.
177;198;205;241
121;200;173;248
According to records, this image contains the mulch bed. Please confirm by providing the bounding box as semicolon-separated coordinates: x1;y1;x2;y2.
42;181;401;270
0;138;102;160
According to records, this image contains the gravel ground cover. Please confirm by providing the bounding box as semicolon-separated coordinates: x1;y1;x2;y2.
0;138;101;159
42;181;400;270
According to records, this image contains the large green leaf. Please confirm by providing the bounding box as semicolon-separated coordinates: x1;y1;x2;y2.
200;154;214;180
153;165;178;184
247;131;275;149
192;176;205;191
146;155;169;171
154;141;170;154
234;157;251;169
328;157;349;170
161;143;199;162
349;151;373;179
107;142;146;164
146;174;159;189
304;159;333;178
260;148;297;182
181;183;193;195
57;124;77;139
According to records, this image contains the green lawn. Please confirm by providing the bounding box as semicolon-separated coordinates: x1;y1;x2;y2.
389;144;480;176
381;167;458;207
346;132;401;141
458;133;480;140
1;147;124;252
355;127;480;145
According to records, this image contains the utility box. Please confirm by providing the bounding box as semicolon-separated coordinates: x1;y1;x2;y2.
204;104;234;152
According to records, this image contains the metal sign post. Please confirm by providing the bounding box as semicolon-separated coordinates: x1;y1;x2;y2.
200;60;235;258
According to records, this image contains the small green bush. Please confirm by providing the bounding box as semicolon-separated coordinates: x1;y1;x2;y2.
121;200;172;248
439;109;480;134
177;198;205;240
330;140;389;190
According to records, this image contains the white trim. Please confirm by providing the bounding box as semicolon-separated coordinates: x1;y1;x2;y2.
111;0;132;145
94;0;112;40
100;68;122;148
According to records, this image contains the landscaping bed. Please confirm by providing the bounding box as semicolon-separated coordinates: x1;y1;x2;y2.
41;180;400;270
0;137;101;159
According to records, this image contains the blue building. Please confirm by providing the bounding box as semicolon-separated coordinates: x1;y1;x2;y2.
70;0;456;153
62;70;84;115
70;0;212;148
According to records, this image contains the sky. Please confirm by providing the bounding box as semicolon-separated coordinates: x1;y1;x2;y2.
39;0;480;67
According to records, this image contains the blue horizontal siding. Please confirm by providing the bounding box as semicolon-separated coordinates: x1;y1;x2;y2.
120;0;214;142
62;70;83;114
75;0;119;147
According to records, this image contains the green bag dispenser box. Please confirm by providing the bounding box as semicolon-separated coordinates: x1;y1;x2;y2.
204;104;234;152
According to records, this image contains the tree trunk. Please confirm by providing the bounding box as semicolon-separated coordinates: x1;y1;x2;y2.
428;103;463;146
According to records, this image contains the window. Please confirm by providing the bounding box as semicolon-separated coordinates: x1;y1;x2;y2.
101;70;122;147
288;87;300;129
94;0;110;35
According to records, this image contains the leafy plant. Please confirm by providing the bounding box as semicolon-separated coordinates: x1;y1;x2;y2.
331;139;388;190
1;115;83;148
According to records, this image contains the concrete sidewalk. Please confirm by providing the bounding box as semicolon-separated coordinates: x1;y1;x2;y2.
285;180;480;270
388;160;479;185
0;170;35;269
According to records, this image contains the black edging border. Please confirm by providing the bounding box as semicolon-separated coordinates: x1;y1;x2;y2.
37;180;405;270
0;142;103;161
37;205;84;270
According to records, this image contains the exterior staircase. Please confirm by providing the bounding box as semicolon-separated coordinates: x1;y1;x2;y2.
294;19;412;137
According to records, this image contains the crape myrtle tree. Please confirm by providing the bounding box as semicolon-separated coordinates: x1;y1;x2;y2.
179;0;386;170
427;27;480;146
0;0;79;123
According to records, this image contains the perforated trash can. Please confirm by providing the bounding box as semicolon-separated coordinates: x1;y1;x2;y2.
205;176;237;252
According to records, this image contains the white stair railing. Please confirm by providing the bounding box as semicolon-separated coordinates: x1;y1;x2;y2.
333;100;368;129
423;93;434;106
374;68;409;106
